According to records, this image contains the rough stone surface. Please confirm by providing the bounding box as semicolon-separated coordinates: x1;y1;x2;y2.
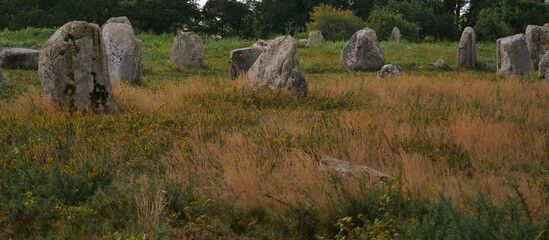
377;64;401;78
308;31;324;45
434;59;449;68
525;25;547;70
170;32;204;67
539;50;549;80
0;70;10;87
390;27;401;42
458;27;477;68
246;35;307;96
229;47;262;79
39;21;116;112
319;157;392;180
543;24;549;44
102;17;143;84
252;39;270;49
298;39;312;48
497;34;531;77
341;28;385;70
0;48;40;70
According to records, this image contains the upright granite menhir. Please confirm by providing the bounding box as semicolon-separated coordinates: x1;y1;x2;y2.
246;36;307;96
170;32;204;67
525;25;547;70
496;34;531;77
102;16;144;85
39;21;116;112
458;27;476;68
341;28;385;70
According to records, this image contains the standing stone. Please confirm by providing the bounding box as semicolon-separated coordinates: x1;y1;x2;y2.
539;50;549;80
458;27;477;68
390;27;401;42
253;39;270;49
341;27;385;70
496;34;531;77
39;21;116;112
246;36;307;96
543;24;549;41
525;25;547;70
102;16;143;85
0;70;10;87
0;48;40;70
308;31;324;45
229;47;262;79
170;32;204;67
377;64;401;78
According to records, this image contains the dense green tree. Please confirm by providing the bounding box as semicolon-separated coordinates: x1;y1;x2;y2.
253;0;309;38
201;0;253;38
366;9;420;42
306;4;364;40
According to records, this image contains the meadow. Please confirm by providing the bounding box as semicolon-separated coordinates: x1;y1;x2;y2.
0;28;548;239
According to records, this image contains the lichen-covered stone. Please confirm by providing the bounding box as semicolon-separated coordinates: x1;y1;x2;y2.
377;64;401;78
298;39;312;48
539;50;549;80
390;27;401;42
229;47;262;79
458;27;477;68
308;31;324;45
170;32;204;67
102;16;144;85
39;21;116;112
497;34;531;77
0;70;10;87
341;28;385;70
0;48;40;70
525;25;547;70
246;36;307;96
434;59;449;68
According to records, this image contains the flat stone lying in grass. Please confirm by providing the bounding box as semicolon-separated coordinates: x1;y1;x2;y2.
458;27;477;68
229;47;263;79
0;48;40;70
525;25;547;70
170;32;204;67
319;156;392;180
497;34;530;77
540;50;549;80
341;27;385;70
434;59;449;68
298;39;312;48
246;35;307;96
39;21;116;112
377;64;401;78
102;16;144;85
0;70;10;87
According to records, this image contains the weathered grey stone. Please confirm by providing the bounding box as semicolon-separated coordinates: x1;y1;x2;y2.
39;21;116;112
170;32;204;67
497;34;531;77
308;30;324;45
0;70;10;87
543;24;549;42
0;48;40;70
377;64;401;78
252;39;270;49
246;35;307;96
229;47;262;79
298;39;312;48
390;27;401;42
319;156;392;180
458;27;477;68
434;59;449;68
539;50;549;80
102;17;143;85
341;28;385;70
525;25;547;70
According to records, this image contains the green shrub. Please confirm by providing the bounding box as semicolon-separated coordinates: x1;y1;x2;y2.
366;9;420;42
305;4;364;41
475;8;514;41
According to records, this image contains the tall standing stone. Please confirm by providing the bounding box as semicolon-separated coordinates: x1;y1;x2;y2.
458;27;477;68
390;27;401;43
246;36;307;96
539;50;549;80
102;17;144;85
0;70;10;87
39;21;116;112
0;48;40;70
170;32;204;67
496;34;531;77
525;25;547;70
308;31;324;45
341;28;385;70
229;47;262;79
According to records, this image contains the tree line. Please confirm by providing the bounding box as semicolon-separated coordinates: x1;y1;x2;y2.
0;0;547;41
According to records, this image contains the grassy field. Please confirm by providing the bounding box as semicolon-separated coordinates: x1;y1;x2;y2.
0;28;548;239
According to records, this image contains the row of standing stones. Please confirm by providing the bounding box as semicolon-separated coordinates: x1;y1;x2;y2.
0;18;548;113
